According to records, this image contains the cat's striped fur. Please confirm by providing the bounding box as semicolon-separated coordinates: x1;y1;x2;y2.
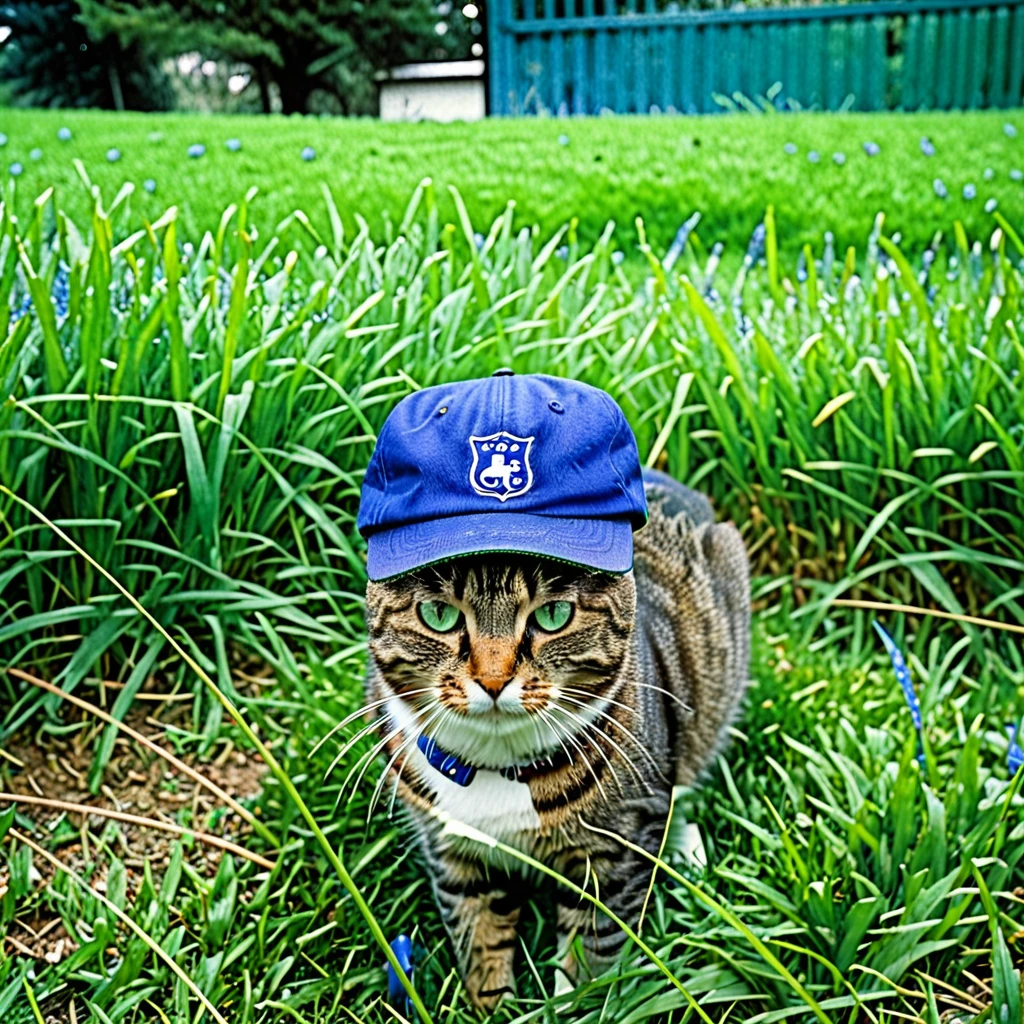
363;469;750;1010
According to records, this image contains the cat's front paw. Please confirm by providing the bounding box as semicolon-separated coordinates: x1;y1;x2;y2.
466;964;516;1013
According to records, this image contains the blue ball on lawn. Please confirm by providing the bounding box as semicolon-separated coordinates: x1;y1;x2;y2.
58;127;72;141
226;138;242;152
106;148;121;162
9;162;23;177
188;143;206;158
143;178;157;193
301;146;316;161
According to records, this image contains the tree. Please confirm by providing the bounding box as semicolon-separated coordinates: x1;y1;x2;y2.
0;0;173;110
78;0;460;116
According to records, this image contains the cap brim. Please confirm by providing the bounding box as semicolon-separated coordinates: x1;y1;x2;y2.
365;512;634;581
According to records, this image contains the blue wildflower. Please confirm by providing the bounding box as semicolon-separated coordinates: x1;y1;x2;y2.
0;133;7;147
226;138;242;152
52;262;70;320
611;250;625;266
1005;123;1019;138
833;152;846;166
796;250;808;283
187;143;206;158
473;232;485;251
933;178;948;199
555;244;569;260
1008;726;1024;774
920;137;935;156
386;934;414;1013
143;178;157;193
963;183;976;200
985;197;998;213
301;146;316;161
9;162;23;177
1011;168;1023;181
863;141;880;156
106;148;121;163
784;142;798;155
58;127;72;142
983;167;995;181
664;211;701;271
873;621;925;760
29;148;42;161
745;222;766;265
807;150;820;164
558;133;570;146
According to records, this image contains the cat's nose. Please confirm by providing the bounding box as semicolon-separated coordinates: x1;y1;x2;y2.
474;675;513;700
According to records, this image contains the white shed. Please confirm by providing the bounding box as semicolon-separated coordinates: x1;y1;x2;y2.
378;60;486;123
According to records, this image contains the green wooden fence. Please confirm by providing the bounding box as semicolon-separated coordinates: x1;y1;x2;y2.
485;0;1024;115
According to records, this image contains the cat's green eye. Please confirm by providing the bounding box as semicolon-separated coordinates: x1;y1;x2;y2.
418;600;461;633
533;600;574;632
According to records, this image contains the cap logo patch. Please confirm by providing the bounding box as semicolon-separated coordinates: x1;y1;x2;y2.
468;432;535;502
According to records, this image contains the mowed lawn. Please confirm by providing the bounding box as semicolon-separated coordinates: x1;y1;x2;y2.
1;102;1023;1024
1;107;1023;258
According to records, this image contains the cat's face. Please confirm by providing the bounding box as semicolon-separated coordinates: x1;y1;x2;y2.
366;557;636;766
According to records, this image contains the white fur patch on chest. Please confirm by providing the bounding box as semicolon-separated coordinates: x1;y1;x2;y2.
386;697;542;845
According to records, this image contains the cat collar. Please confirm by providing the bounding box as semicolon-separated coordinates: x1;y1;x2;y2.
417;732;571;788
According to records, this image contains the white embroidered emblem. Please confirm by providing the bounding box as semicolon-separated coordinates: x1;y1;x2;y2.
468;432;535;501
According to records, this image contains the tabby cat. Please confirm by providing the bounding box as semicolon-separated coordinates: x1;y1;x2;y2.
363;467;750;1010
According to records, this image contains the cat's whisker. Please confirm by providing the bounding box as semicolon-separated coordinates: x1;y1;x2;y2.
548;700;639;794
630;681;696;714
545;701;625;796
561;685;642;719
311;687;434;757
554;693;665;781
536;705;610;802
366;703;448;820
338;699;438;801
325;691;439;781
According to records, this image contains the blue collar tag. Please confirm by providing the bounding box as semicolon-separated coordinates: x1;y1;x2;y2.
418;733;477;787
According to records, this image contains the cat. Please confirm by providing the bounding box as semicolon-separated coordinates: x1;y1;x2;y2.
363;467;750;1010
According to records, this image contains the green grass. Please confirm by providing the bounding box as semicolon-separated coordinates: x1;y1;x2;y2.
1;107;1023;260
1;120;1023;1023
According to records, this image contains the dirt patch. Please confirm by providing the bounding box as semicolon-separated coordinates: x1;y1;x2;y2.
1;667;270;967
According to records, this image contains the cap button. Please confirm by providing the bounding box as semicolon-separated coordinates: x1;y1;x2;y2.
492;367;515;377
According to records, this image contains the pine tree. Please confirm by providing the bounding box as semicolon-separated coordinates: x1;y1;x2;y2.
0;0;172;109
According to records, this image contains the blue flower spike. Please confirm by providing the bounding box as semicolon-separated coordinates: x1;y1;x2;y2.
873;621;925;764
386;934;414;1011
1008;726;1024;776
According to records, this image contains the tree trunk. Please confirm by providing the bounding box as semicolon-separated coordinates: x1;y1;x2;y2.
276;70;312;115
256;62;272;114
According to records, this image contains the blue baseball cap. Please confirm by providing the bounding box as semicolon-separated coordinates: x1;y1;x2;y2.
357;370;648;581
